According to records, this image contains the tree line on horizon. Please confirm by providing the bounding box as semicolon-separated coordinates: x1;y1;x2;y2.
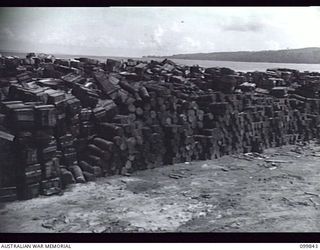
159;47;320;64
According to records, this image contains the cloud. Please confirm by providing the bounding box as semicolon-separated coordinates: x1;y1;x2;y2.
1;7;320;57
170;22;183;32
153;25;165;46
0;27;15;39
222;18;268;32
177;37;201;51
265;41;282;50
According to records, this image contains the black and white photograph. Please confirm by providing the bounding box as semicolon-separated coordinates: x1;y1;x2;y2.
1;6;320;236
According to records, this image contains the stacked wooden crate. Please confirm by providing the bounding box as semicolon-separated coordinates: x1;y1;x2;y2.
1;55;320;202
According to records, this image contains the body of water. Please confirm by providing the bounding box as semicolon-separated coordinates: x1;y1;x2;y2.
2;51;320;73
164;58;320;73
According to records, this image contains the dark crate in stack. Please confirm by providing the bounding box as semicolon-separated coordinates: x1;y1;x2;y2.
0;130;18;202
15;131;42;200
0;186;17;202
37;133;61;196
1;101;43;200
34;104;62;196
90;137;115;176
7;103;35;131
57;133;84;185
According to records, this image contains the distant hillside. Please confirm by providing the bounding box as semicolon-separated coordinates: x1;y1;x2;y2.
162;47;320;64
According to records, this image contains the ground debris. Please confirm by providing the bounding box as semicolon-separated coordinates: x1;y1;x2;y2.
41;214;69;230
169;173;184;179
309;198;319;209
246;152;269;159
168;170;191;179
234;155;253;161
291;147;303;154
265;159;293;164
282;197;310;207
92;225;107;233
304;192;320;197
200;193;211;199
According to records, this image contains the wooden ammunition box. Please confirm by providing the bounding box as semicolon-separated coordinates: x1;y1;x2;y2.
19;182;40;200
0;186;17;202
34;105;57;127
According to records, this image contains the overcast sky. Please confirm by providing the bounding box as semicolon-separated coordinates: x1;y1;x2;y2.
1;7;320;57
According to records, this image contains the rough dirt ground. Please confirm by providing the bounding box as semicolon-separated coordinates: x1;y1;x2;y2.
2;142;320;233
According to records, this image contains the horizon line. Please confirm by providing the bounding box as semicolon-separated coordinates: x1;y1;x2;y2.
1;46;320;59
